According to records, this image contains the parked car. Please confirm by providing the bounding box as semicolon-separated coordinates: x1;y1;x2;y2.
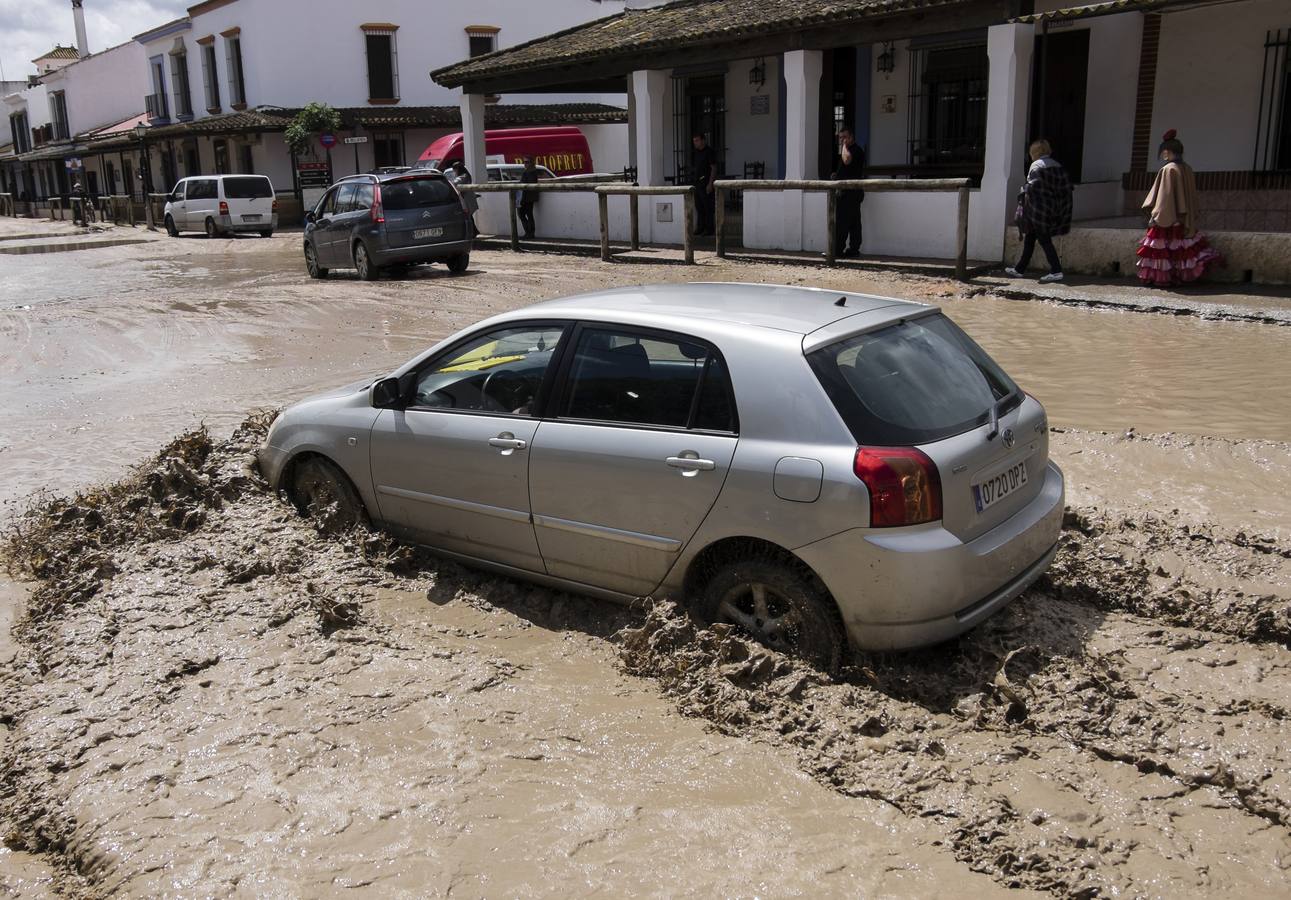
302;171;473;280
485;163;557;182
163;174;278;238
258;283;1064;670
413;126;594;177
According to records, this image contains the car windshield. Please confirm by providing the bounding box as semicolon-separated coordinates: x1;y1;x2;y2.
223;176;273;199
808;313;1020;445
411;157;440;171
381;177;458;209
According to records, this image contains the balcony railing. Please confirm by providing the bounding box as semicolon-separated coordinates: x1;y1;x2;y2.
145;92;170;122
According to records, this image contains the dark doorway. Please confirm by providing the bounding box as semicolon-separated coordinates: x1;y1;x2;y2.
122;160;134;200
373;132;404;168
1031;29;1089;182
673;74;726;180
214;139;229;174
184;142;200;176
820;47;857;178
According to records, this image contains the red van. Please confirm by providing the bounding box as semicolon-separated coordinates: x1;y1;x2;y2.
414;126;594;177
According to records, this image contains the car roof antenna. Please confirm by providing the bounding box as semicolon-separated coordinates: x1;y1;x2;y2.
834;296;847;307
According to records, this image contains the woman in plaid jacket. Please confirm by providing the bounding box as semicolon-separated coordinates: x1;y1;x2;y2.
1005;139;1073;284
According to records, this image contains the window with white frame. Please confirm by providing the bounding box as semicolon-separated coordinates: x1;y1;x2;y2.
10;112;30;153
224;30;246;108
200;39;221;111
466;26;499;57
361;24;399;102
50;91;70;141
171;42;194;118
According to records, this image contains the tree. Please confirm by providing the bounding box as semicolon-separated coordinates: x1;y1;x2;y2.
285;103;341;158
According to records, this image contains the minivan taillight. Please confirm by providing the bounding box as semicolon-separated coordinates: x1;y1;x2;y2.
271;197;279;212
218;200;229;216
854;447;942;527
370;184;384;224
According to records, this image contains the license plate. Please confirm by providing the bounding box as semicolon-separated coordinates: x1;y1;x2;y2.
413;227;444;240
973;459;1029;513
241;214;261;222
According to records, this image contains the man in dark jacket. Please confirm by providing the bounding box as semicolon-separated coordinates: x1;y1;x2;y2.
690;133;718;236
831;127;865;258
518;156;539;239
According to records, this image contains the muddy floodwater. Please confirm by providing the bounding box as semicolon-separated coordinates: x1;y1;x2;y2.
2;227;1290;897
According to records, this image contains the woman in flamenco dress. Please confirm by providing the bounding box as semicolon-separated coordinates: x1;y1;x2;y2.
1136;129;1223;286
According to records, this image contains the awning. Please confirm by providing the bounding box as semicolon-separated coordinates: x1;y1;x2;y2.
1009;0;1228;24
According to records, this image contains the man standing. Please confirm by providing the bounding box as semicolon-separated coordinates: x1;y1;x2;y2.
449;161;479;236
518;155;539;239
831;127;866;258
690;133;717;236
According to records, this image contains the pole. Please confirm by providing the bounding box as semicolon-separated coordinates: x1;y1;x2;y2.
508;188;519;251
629;193;639;251
826;188;837;266
683;189;695;264
715;185;726;258
141;136;155;230
598;191;610;262
955;185;970;281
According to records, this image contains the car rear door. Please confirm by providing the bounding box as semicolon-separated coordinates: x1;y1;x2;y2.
186;178;217;228
366;322;570;573
222;175;274;227
527;325;739;596
378;175;466;249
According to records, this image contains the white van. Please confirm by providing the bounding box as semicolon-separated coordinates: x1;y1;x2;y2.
163;174;278;238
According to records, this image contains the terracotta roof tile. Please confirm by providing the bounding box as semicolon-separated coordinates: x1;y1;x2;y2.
34;44;81;62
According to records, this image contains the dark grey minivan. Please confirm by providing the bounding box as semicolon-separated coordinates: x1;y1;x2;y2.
303;172;473;280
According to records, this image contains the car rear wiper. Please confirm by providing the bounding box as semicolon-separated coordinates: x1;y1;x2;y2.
986;399;1000;441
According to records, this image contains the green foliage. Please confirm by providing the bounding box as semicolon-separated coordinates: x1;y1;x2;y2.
285;102;342;157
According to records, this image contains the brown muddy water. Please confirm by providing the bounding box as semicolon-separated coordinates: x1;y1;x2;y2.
2;230;1291;896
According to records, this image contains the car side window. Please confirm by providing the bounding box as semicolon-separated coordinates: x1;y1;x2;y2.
172;181;186;200
561;327;737;432
189;179;216;200
412;325;567;415
351;182;374;212
316;187;339;216
333;183;358;214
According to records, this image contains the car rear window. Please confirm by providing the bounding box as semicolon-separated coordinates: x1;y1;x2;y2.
381;177;458;209
223;176;273;199
808;313;1020;445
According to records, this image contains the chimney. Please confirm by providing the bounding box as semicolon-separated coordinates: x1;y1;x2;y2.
72;0;90;58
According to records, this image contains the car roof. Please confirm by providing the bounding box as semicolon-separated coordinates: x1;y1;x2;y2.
506;283;924;336
339;171;446;184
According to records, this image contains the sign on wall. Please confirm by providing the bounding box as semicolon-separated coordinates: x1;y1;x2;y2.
297;161;331;188
319;133;337;149
343;136;368;145
750;95;770;116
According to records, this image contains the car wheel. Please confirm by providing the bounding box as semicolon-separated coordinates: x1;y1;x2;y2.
259;229;274;238
696;558;845;673
205;217;219;239
354;242;380;281
164;215;178;237
447;252;469;274
304;243;328;279
291;457;367;533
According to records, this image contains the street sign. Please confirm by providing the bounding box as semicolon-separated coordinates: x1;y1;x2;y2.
296;161;331;189
343;136;368;145
64;157;83;170
319;133;337;149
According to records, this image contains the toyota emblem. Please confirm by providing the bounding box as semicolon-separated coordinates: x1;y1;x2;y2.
1002;428;1015;449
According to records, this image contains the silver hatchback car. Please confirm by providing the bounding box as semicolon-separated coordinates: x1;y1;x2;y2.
258;284;1064;669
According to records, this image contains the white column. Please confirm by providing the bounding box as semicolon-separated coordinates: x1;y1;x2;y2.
977;23;1035;261
782;49;823;180
631;70;666;186
459;91;487;180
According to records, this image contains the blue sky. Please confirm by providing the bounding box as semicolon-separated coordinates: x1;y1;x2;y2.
1;0;189;81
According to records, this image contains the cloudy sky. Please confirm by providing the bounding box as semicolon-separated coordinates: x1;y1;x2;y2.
1;0;189;81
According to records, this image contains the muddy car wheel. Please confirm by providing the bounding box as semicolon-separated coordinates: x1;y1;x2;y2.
164;215;178;237
447;253;470;275
354;242;380;281
259;229;273;238
698;559;845;673
291;457;367;533
205;217;219;239
305;244;328;279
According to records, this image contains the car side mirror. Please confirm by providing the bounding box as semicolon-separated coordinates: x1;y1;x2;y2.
371;376;406;409
305;210;316;224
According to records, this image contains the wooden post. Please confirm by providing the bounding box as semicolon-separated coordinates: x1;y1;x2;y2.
598;191;610;261
825;188;837;266
629;193;639;251
955;185;970;281
128;195;135;227
715;185;726;258
683;189;695;264
508;189;519;251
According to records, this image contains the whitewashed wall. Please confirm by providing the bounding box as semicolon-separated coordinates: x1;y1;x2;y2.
725;55;781;178
58;41;149;135
474;189;686;245
582;122;630;173
868;41;911;167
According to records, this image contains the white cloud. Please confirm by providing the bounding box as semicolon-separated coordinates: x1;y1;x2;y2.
0;0;189;80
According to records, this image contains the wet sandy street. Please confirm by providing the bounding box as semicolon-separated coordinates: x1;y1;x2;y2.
2;225;1290;897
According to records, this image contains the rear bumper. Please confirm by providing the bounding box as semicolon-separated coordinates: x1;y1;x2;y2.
795;461;1064;651
371;238;472;265
218;213;278;232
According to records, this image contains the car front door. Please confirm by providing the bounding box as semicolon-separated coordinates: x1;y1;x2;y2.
367;322;570;573
312;184;349;267
187;178;217;229
527;325;739;596
169;180;188;228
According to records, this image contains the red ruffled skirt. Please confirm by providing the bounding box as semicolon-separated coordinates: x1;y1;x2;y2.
1136;224;1223;286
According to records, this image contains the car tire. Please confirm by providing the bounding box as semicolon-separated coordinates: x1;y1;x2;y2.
290;457;368;533
695;558;845;673
205;217;219;239
164;215;178;237
354;242;380;281
447;252;469;275
304;243;328;279
259;229;274;238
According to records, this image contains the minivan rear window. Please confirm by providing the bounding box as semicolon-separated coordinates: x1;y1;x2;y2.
808;313;1020;445
381;177;458;209
223;176;273;199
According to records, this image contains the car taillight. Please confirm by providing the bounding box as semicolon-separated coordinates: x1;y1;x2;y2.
371;184;384;224
271;197;279;212
219;200;229;216
853;447;943;528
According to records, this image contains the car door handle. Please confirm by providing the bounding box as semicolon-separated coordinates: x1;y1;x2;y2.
666;455;715;471
489;435;527;451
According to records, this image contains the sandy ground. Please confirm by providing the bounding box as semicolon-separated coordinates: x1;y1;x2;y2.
2;222;1290;897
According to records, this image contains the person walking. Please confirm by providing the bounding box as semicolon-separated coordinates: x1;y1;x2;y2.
690;133;717;236
518;155;540;239
1135;129;1223;286
1004;139;1072;283
830;126;866;258
449;161;479;236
